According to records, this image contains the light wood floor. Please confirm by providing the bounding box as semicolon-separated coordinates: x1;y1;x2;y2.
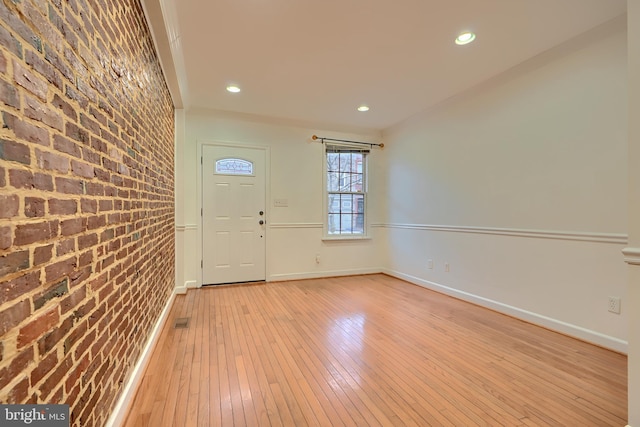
123;274;627;426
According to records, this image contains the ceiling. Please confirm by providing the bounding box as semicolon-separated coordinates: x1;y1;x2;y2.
144;0;627;131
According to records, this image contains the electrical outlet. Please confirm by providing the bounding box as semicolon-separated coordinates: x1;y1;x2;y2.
427;259;433;269
444;263;450;273
608;296;621;314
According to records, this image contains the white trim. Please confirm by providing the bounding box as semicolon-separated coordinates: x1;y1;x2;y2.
622;247;640;265
383;269;628;354
105;290;176;427
379;223;627;244
175;224;198;232
269;222;323;229
269;268;381;282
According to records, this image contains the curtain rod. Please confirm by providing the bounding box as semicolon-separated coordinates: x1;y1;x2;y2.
311;135;384;148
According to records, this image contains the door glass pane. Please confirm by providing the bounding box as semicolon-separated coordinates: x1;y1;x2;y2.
215;158;253;175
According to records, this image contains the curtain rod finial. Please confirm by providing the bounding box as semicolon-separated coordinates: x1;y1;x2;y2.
312;135;318;141
379;143;385;149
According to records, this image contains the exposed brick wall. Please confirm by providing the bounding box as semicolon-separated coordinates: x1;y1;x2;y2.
0;0;175;425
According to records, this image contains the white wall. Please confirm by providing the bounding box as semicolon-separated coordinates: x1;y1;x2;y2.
175;111;382;286
374;20;628;351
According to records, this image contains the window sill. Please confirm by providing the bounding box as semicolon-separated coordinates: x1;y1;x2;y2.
322;235;372;242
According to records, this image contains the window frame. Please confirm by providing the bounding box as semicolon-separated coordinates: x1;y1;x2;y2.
322;143;370;240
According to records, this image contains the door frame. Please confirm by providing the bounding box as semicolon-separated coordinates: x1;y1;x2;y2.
197;140;271;287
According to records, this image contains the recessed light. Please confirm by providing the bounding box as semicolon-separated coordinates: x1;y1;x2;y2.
455;32;476;45
357;105;370;112
226;85;241;93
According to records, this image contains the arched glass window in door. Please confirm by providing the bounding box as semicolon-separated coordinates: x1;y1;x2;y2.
215;158;254;175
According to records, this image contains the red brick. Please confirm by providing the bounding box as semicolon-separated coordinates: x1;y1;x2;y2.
0;271;40;306
99;199;112;212
60;217;85;236
87;215;106;230
56;238;75;256
17;307;59;348
34;172;53;191
37;315;73;356
65;121;89;144
65;352;89;393
0;194;19;217
83;146;101;166
2;111;50;146
85;181;103;196
74;329;99;362
78;250;92;267
34;244;53;265
61;285;87;315
71;159;94;178
0;78;20;109
35;148;69;173
0;299;31;336
30;351;58;386
0;250;30;277
53;134;81;157
51;93;76;121
14;220;58;245
49;198;77;215
45;256;77;283
9;169;34;189
55;177;84;194
0;225;11;249
24;94;64;132
80;198;97;213
25;49;63;90
77;233;97;250
0;139;30;164
6;376;29;404
70;265;91;287
25;196;45;217
41;354;73;400
13;59;48;101
0;346;33;389
80;112;101;135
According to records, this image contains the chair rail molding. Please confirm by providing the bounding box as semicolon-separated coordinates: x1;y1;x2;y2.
623;247;640;265
378;223;628;244
175;224;198;232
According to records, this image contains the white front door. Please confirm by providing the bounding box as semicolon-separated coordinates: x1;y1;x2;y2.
202;145;266;285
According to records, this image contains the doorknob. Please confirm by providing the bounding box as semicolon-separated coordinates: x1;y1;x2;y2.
259;211;264;216
259;220;264;225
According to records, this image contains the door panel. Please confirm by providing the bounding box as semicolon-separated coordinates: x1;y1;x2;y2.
202;145;266;285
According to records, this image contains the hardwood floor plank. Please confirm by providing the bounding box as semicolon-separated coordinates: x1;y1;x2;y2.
123;274;627;427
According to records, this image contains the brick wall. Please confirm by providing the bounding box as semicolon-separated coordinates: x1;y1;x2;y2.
0;0;175;425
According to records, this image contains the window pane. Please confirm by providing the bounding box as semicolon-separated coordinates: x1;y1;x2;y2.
328;214;341;234
327;171;340;192
339;153;352;173
354;194;364;213
328;194;341;213
340;213;352;233
327;153;339;172
354;214;364;233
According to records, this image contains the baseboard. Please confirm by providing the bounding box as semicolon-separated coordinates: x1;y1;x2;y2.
383;269;628;354
269;267;382;282
104;289;176;427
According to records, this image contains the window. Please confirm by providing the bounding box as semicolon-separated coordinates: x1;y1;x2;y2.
325;144;368;237
215;158;254;175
